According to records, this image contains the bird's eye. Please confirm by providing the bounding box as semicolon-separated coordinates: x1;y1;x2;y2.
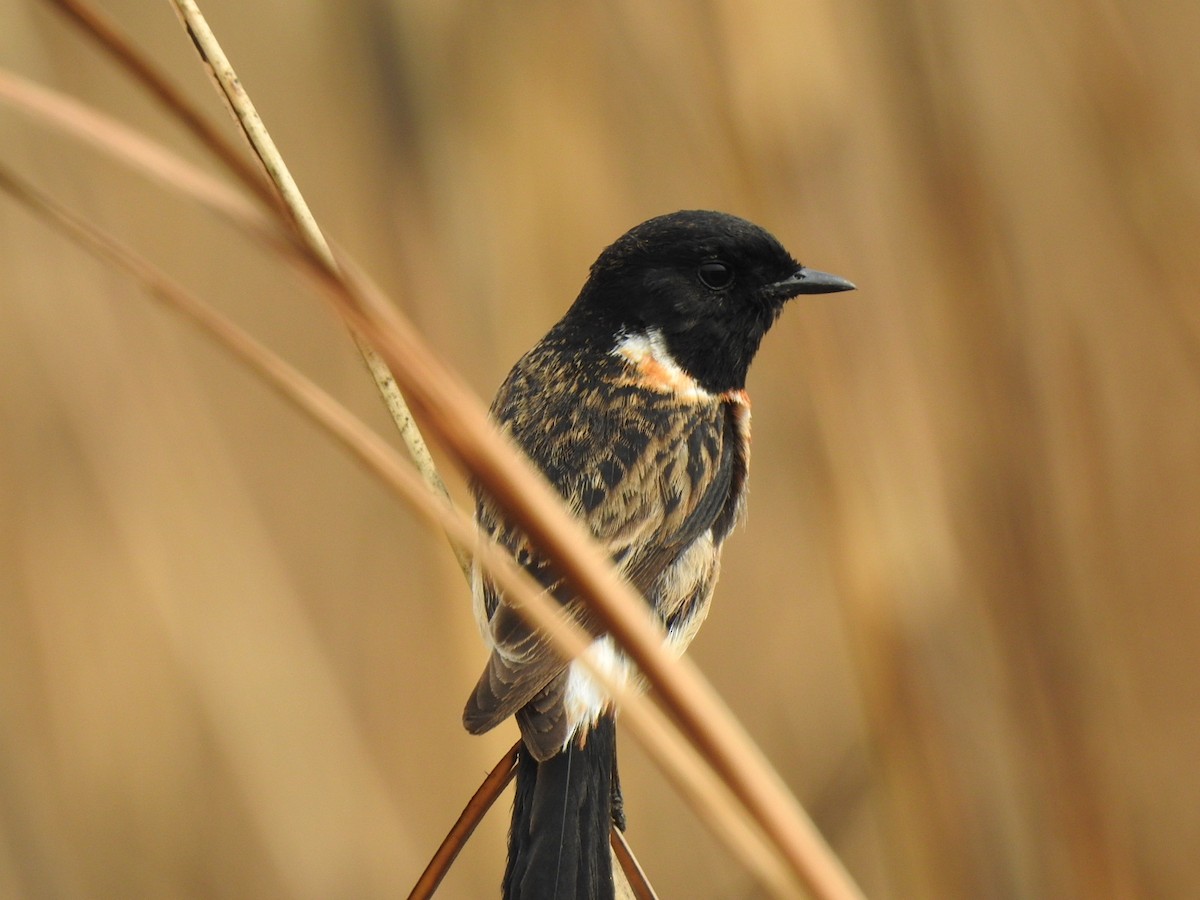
697;261;734;290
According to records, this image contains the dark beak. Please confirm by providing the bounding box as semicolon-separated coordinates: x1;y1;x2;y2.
774;267;856;297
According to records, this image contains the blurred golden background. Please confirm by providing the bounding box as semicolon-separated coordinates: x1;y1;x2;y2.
3;0;1199;897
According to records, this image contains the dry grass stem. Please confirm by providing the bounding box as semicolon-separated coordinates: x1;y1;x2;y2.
166;0;461;570
407;741;521;900
43;0;278;209
0;69;277;245
611;828;660;900
0;58;464;574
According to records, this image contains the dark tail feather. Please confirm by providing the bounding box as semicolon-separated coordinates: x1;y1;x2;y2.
503;714;617;900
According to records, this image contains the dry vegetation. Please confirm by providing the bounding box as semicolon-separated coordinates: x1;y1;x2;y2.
2;0;1198;897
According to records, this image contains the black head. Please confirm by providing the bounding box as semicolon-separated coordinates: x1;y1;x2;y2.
567;210;854;393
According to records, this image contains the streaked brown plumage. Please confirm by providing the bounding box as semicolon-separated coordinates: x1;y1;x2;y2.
465;327;750;759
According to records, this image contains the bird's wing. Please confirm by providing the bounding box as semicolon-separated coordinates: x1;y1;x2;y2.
463;388;737;755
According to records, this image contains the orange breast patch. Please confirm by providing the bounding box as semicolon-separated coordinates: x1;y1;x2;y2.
613;331;713;402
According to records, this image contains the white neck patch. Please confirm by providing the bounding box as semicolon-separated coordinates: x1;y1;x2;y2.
611;328;714;401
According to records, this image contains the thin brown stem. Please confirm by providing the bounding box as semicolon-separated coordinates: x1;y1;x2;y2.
611;827;660;900
169;0;456;518
407;742;521;900
42;0;279;212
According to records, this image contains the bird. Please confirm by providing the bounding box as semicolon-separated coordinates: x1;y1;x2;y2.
463;209;854;899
